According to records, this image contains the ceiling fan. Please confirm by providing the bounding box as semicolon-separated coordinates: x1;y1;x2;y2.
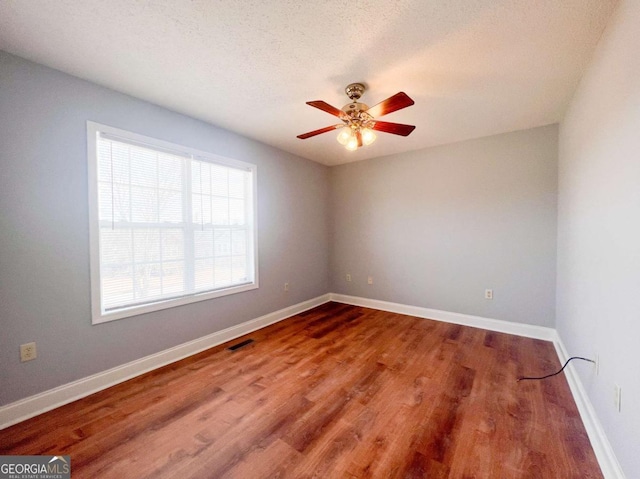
297;83;416;151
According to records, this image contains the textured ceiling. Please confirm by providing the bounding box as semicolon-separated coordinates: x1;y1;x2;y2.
0;0;617;166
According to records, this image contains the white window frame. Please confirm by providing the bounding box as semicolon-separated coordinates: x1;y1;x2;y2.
87;121;258;324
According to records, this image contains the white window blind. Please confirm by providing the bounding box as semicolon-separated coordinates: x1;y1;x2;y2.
88;122;257;323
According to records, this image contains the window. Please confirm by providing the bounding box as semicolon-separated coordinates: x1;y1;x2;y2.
87;122;258;324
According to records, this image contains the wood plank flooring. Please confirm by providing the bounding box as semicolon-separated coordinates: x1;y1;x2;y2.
0;302;602;478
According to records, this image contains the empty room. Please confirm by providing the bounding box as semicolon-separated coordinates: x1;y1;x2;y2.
0;1;637;478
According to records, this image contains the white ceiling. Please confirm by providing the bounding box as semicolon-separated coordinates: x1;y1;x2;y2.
0;0;617;166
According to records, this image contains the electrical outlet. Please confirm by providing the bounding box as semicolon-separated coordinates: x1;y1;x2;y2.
485;289;493;300
284;282;289;292
20;342;37;362
614;384;622;412
367;276;373;285
346;274;352;282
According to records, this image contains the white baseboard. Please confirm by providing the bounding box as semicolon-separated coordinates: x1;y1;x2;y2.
0;294;331;430
329;293;557;341
553;338;626;479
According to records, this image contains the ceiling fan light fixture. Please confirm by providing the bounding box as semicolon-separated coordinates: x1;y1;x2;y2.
345;135;359;151
336;126;352;145
361;128;376;146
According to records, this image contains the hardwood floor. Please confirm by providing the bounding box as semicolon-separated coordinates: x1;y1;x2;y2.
0;302;602;478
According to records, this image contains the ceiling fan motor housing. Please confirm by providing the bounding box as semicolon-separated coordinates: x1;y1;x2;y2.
341;101;370;114
343;83;373;125
341;102;374;131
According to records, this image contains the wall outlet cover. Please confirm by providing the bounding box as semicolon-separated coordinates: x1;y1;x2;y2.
20;342;37;362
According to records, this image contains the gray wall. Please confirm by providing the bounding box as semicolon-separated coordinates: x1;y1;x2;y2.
0;51;330;406
557;0;639;476
330;125;558;327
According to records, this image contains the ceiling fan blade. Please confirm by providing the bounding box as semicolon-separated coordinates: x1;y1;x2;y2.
306;101;348;120
297;124;343;139
372;120;416;136
356;130;363;148
366;92;415;118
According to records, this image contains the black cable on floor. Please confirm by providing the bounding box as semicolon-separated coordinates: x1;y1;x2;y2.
517;356;594;382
